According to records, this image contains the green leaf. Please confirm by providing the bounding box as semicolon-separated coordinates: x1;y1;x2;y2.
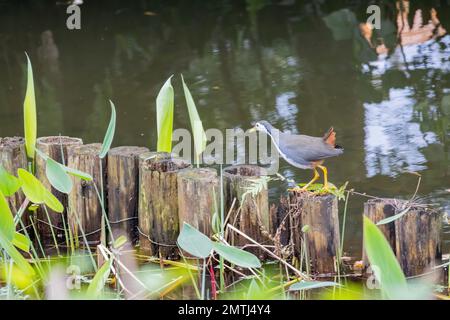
376;208;409;225
363;216;407;299
12;232;31;252
212;242;261;269
181;75;207;164
113;235;127;249
63;166;93;181
0;165;22;197
177;222;213;258
17;168;63;213
99;100;116;158
46;158;73;194
156;76;174;152
86;258;113;299
0;190;15;241
23;53;37;159
0;230;35;276
289;281;339;291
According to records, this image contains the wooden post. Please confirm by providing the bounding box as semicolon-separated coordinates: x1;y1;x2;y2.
138;152;191;259
67;143;105;248
35;136;83;246
270;195;290;251
362;199;396;266
289;192;340;275
363;198;442;277
107;146;148;244
0;137;28;224
223;165;271;257
177;168;218;236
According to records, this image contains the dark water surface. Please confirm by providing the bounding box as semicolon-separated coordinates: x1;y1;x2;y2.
0;0;449;257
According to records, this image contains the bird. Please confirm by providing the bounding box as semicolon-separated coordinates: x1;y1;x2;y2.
249;120;344;191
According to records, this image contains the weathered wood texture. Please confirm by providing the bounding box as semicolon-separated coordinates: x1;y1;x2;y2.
35;136;83;244
138;152;190;258
364;198;441;277
223;165;271;256
0;137;27;213
270;195;290;248
107;146;148;244
178;168;218;236
362;199;396;265
67;143;105;248
289;192;340;275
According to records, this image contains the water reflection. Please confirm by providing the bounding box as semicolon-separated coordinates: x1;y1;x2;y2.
364;87;437;177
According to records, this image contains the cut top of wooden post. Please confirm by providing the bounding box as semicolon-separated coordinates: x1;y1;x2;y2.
223;165;271;254
35;136;83;244
139;152;191;172
36;136;83;162
0;137;27;175
138;151;191;259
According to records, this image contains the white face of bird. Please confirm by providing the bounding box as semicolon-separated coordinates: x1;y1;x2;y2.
249;121;269;135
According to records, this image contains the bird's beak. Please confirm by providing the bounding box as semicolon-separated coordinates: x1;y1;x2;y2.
248;127;257;133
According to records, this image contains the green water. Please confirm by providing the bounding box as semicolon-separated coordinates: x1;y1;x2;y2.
0;0;449;257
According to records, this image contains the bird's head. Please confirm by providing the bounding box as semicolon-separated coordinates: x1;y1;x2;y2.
249;120;273;135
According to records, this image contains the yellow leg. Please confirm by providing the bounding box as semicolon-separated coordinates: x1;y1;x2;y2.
317;165;328;189
301;168;320;190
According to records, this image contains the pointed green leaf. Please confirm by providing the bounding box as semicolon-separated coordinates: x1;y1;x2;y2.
181;75;207;163
0;190;15;241
63;166;93;181
86;258;113;299
156;76;174;152
17;168;63;213
289;281;339;291
363;216;407;299
113;235;127;249
212;242;261;269
177;222;213;258
0;231;35;276
99;100;116;158
12;232;31;252
23;53;37;159
46;158;73;194
376;208;409;225
0;165;22;196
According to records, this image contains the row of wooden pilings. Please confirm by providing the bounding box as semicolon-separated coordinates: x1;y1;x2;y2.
0;136;442;278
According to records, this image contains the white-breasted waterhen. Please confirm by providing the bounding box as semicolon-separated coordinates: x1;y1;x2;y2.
249;120;344;191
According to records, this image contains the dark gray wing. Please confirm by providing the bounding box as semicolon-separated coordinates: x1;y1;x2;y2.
278;132;343;164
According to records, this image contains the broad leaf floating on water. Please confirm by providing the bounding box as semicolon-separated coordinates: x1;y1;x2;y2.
363;216;407;299
181;75;207;166
23;53;37;159
177;222;213;259
46;157;73;194
86;258;113;299
156;76;174;153
289;281;340;291
17;168;63;213
212;242;261;269
0;165;21;197
99;100;116;159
